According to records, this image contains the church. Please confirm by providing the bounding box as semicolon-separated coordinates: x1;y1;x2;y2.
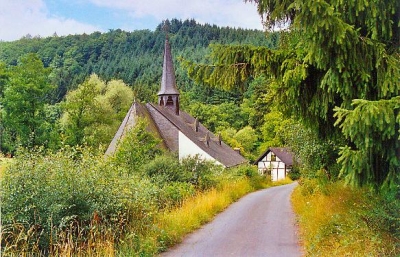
105;37;247;168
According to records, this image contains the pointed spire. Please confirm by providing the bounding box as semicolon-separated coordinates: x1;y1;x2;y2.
158;30;180;115
158;38;180;96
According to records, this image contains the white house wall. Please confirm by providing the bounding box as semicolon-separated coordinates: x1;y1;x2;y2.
178;131;222;166
257;151;288;181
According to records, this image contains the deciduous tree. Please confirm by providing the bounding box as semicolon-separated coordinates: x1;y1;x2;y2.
1;54;54;150
61;74;133;147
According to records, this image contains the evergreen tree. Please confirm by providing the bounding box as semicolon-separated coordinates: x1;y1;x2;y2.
185;0;400;187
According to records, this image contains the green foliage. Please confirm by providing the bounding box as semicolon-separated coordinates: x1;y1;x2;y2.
185;101;248;131
0;146;160;254
241;76;272;128
231;164;270;189
258;111;288;151
287;165;301;180
0;61;9;98
1;53;55;152
186;0;400;187
334;97;400;188
283;121;340;179
111;118;163;173
0;20;275;104
61;74;133;147
180;155;223;190
233;126;258;158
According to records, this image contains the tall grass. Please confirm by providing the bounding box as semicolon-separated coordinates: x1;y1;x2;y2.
157;179;253;249
117;176;267;256
292;179;400;256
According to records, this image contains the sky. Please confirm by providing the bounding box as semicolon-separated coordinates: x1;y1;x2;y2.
0;0;265;42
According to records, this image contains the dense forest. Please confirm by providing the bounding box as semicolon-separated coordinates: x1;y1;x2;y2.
0;19;280;158
0;18;277;103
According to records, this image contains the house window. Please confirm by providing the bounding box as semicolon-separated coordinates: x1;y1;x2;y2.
271;154;276;161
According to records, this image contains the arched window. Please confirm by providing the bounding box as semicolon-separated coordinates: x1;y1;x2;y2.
166;96;174;106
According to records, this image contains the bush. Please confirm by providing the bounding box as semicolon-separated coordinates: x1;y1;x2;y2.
111;118;162;174
180;155;222;190
0;147;159;255
143;154;188;185
288;165;301;180
232;165;270;189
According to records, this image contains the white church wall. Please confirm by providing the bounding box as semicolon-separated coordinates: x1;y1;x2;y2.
178;131;222;166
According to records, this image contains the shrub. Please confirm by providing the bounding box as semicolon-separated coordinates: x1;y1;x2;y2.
288;165;301;180
180;155;223;190
0;147;159;255
231;165;270;189
143;154;188;185
111;118;163;174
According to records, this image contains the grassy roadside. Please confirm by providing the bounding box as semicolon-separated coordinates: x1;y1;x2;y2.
292;179;400;256
118;176;292;256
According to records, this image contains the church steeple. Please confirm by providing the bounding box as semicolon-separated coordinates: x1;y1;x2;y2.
158;36;180;115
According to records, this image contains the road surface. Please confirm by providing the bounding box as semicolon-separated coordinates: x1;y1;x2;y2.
160;182;302;257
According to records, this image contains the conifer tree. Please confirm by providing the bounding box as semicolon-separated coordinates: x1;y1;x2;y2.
184;0;400;187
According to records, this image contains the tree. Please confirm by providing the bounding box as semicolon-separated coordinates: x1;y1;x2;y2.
111;118;162;173
61;74;133;147
184;0;400;187
1;54;55;150
0;62;10;152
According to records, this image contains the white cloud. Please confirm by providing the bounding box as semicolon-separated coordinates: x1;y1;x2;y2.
0;0;101;41
0;0;264;41
89;0;264;30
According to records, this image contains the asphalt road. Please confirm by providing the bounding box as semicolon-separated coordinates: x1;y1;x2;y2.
160;182;302;257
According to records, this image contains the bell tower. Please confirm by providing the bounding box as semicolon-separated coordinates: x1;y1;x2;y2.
158;35;180;115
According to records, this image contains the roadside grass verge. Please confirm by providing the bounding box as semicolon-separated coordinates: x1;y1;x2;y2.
117;174;294;256
156;178;254;249
117;176;267;256
292;179;400;256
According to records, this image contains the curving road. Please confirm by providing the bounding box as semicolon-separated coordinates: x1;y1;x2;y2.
160;182;302;257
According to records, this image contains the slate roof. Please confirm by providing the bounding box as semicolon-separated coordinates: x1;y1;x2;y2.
106;101;247;167
158;38;179;96
254;147;294;166
148;103;248;168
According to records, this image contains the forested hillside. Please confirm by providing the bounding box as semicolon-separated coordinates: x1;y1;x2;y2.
0;19;277;104
0;19;280;158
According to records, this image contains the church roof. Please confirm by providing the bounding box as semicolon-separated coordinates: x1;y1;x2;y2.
147;103;248;168
106;37;247;168
254;147;294;166
105;102;247;167
158;38;179;96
